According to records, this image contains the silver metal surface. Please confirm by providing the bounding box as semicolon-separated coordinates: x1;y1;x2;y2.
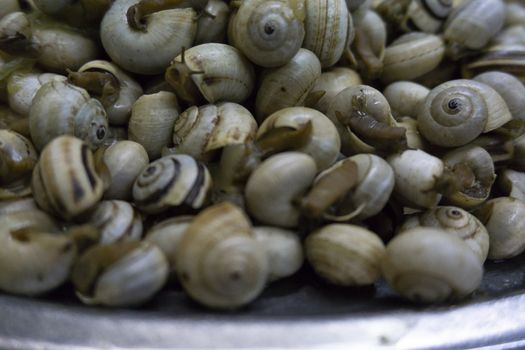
1;256;525;349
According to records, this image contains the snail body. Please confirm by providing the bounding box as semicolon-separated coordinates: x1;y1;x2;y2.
176;202;269;309
29;80;108;151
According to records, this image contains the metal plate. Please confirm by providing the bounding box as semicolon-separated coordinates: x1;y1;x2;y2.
2;254;525;349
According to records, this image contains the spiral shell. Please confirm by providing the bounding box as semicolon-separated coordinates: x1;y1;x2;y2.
169;103;257;162
417;79;512;147
228;0;306;67
133;154;212;214
382;227;483;303
165;43;255;106
195;0;230;44
255;48;321;121
29;80;109;151
175;202;269;309
256;107;340;171
303;0;349;68
101;0;197;74
87;200;143;245
0;210;76;296
72;241;169;306
400;206;489;263
31;136;105;221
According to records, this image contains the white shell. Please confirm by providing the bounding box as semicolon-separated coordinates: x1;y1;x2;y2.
383;81;429;119
88;200;143;245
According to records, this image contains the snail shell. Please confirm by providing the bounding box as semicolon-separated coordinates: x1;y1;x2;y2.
256;107;340;171
253;226;303;282
0;129;37;199
444;0;505;58
7;71;66;116
169;103;257;162
72;241;169;306
462;43;525;83
87;200;143;245
381;32;445;84
475;197;525;260
303;0;349;68
441;145;496;208
383;81;429;119
255;48;321;121
382;227;483;303
499;169;525;202
195;0;230;44
128;91;180;160
133;154;212;214
473;71;525;122
396;116;426;150
0;209;76;296
245;152;317;228
165;43;255;106
29;80;109;151
175;202;269;309
307;67;362;115
71;60;143;126
101;0;197;74
228;0;306;68
399;206;489;263
0;198;38;215
103;140;149;200
387;149;444;209
31;136;105;221
506;2;525;27
305;224;385;286
144;215;193;281
417;79;512;147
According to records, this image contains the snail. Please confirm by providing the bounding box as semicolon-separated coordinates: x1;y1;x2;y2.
102;140;149;200
399;206;490;263
305;224;386;286
300;154;394;222
382;81;429;120
86;200;143;245
7;70;66;116
256;107;340;171
255;48;322;121
68;60;143;126
29;80;109;151
195;0;230;44
473;71;525;122
441;145;496;208
144;215;193;281
32;0;111;26
387;149;472;209
307;67;362;115
302;0;349;68
31;135;105;221
175;202;269;309
0;12;100;73
253;226;303;282
0;104;29;137
245;152;317;228
132;154;212;215
382;227;483;303
165;43;255;106
0;129;37;199
165;102;258;162
0;197;38;215
0;209;77;296
444;0;505;59
228;0;306;68
499;169;525;202
327;85;407;155
395;116;426;150
100;0;198;74
417;79;512;148
505;2;525;27
71;241;169;306
474;197;525;260
128;91;180;160
348;9;386;79
381;32;445;84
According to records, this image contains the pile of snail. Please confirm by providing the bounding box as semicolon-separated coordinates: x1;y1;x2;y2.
2;0;525;310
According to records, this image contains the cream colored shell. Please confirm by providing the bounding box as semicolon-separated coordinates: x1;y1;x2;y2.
383;81;429;119
305;224;385;286
87;200;143;245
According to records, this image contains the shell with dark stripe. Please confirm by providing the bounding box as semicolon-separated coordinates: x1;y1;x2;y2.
31;135;104;221
132;154;212;214
88;200;143;244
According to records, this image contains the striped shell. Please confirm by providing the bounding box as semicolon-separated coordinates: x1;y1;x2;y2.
132;154;212;214
87;200;143;245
